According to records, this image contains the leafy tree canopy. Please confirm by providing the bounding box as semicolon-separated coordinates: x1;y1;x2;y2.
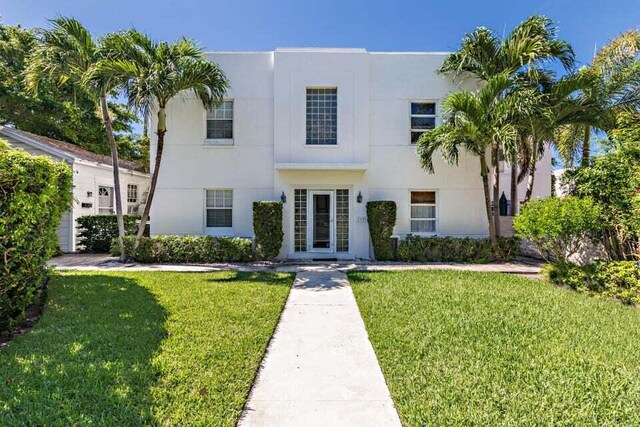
0;21;143;160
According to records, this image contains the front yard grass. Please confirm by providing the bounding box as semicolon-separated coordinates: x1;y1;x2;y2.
350;270;640;426
0;271;292;426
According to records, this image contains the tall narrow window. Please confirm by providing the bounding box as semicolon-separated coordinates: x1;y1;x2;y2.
336;189;349;252
98;186;114;215
294;189;307;252
206;100;233;141
410;191;436;233
206;189;233;228
127;184;138;214
410;102;436;144
306;88;337;145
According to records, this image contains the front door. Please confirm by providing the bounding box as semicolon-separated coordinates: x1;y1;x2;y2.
308;190;334;253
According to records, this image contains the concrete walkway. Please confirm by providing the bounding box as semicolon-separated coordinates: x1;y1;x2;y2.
49;254;543;277
238;268;401;427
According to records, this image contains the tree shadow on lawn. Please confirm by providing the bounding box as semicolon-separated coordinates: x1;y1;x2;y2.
204;271;293;285
0;274;167;426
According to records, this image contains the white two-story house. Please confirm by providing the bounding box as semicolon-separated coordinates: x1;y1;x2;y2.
150;48;551;260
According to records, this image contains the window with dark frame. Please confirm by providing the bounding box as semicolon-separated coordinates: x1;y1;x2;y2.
306;88;337;145
410;102;436;144
206;101;233;140
410;191;436;233
206;189;233;228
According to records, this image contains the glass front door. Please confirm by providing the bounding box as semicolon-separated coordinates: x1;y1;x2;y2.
309;191;333;252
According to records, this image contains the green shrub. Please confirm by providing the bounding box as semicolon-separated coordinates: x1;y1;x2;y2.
111;235;253;263
367;201;397;260
544;261;640;305
0;143;72;336
76;215;143;253
253;201;283;260
514;197;602;263
397;235;520;263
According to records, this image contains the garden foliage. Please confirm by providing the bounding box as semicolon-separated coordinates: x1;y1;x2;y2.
77;215;141;253
111;235;253;263
544;261;640;305
252;201;283;261
366;201;397;260
0;142;72;336
514;197;602;263
397;235;520;263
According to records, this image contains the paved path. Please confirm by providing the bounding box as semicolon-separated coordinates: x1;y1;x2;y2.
238;268;401;427
49;254;542;277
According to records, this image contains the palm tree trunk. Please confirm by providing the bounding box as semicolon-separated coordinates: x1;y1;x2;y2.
510;164;518;216
491;146;501;238
480;154;497;247
134;106;166;252
581;125;591;167
99;96;126;262
525;138;539;203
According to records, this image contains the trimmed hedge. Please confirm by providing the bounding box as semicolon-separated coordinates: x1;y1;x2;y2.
367;201;397;260
397;235;521;263
253;201;283;260
111;235;253;263
544;261;640;305
76;215;142;253
0;141;72;336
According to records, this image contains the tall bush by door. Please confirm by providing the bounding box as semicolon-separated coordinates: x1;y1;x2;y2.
253;201;284;260
0;141;72;336
366;201;397;261
76;215;142;253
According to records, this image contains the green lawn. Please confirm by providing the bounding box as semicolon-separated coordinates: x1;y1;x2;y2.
0;271;292;426
350;270;640;426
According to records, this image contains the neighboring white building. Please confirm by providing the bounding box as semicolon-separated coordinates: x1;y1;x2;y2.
0;126;150;252
150;48;552;259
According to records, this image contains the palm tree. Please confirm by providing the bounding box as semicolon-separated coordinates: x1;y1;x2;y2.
418;74;539;247
556;30;640;167
440;15;575;224
518;70;601;202
95;31;229;251
25;17;129;260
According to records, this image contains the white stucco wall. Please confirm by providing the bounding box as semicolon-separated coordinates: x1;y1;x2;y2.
150;49;553;259
71;161;150;251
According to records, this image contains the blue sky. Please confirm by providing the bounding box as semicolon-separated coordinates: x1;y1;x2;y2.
2;0;639;68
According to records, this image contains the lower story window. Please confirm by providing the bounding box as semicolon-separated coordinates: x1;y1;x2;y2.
127;184;139;214
206;189;233;228
98;186;114;215
410;191;436;233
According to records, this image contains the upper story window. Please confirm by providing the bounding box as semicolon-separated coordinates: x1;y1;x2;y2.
306;88;337;145
206;100;233;142
410;191;436;233
410;102;436;144
206;189;233;228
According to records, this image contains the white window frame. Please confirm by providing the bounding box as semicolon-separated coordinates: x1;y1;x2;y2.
204;99;234;146
97;185;114;215
127;183;139;214
204;189;233;236
410;190;438;235
410;101;437;145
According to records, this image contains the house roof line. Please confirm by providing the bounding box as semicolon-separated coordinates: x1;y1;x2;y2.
0;126;147;173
